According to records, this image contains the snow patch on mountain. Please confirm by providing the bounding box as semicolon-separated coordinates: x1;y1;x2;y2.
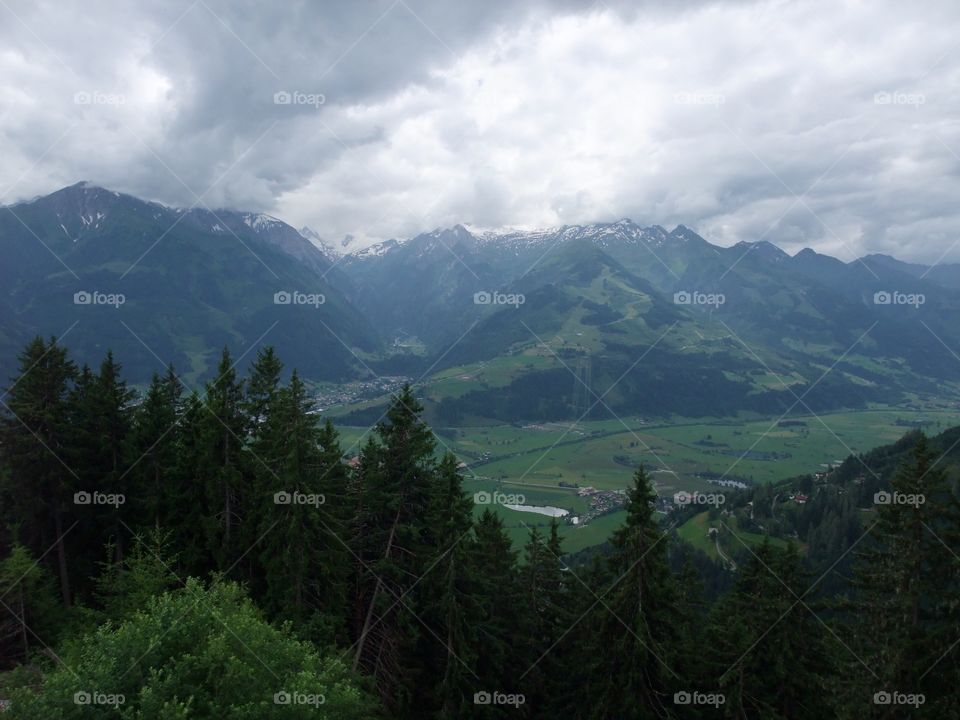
353;238;402;258
242;213;284;232
298;226;349;259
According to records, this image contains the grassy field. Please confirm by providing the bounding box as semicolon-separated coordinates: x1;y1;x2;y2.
328;403;960;552
677;511;791;563
442;407;960;495
464;477;630;553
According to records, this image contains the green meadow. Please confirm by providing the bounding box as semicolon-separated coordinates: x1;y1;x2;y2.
330;403;960;552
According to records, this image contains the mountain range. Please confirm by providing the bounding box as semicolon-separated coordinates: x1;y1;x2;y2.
3;183;960;421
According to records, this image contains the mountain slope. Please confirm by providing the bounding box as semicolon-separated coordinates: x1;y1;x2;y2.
6;187;960;421
340;220;960;421
0;183;379;384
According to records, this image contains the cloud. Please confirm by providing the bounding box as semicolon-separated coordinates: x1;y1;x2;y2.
2;0;960;262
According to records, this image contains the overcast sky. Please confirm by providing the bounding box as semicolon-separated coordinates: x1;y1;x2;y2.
2;0;959;262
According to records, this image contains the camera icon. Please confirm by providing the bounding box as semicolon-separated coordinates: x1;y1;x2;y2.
74;291;92;305
74;691;92;705
73;91;92;105
273;91;292;105
473;491;491;505
873;291;891;305
274;290;292;305
274;491;292;505
673;491;691;506
674;691;692;705
74;491;92;505
874;92;891;105
874;490;891;505
673;291;691;305
474;691;491;705
473;291;492;305
274;691;291;705
873;691;891;705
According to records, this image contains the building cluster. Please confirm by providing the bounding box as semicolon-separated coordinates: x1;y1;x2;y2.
575;488;626;524
313;376;412;410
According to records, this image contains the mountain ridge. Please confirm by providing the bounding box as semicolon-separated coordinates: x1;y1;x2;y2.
5;183;960;425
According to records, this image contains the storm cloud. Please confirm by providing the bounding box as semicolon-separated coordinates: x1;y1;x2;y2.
2;0;960;262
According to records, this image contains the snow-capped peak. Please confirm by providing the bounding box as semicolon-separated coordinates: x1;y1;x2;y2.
298;226;346;259
353;238;401;258
242;213;284;232
462;223;559;239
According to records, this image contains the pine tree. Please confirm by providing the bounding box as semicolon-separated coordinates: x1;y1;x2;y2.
670;552;708;696
201;347;249;570
244;345;283;436
846;435;960;717
67;351;135;569
0;542;63;668
91;528;180;622
241;348;286;592
352;385;437;710
170;391;211;576
548;553;612;720
420;454;477;719
0;337;76;605
347;434;382;645
520;519;574;714
314;417;352;630
520;524;550;707
128;366;182;529
256;371;348;639
588;466;679;719
318;419;351;525
704;540;835;719
469;510;525;715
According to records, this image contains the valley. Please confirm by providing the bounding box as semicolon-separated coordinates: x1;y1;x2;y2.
332;399;960;551
7;182;960;559
6;184;960;426
5;3;960;715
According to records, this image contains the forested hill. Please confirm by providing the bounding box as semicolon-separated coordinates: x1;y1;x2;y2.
832;423;960;487
640;421;960;605
1;337;959;717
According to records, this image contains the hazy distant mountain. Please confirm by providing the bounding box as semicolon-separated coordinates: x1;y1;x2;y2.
0;182;378;384
5;185;960;419
339;219;960;420
298;225;356;262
